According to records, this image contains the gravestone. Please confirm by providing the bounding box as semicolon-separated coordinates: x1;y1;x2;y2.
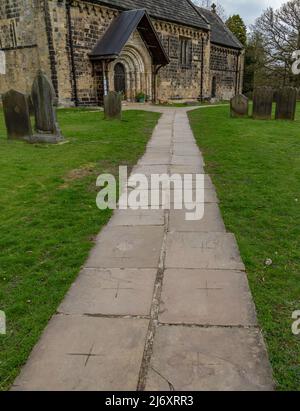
2;89;32;141
230;94;249;118
31;70;63;143
275;87;297;120
253;87;273;120
104;91;122;120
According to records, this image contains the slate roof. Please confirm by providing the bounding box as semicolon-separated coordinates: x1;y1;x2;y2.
92;0;210;30
198;7;243;49
90;10;169;65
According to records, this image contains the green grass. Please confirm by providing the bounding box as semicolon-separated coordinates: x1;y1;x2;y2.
0;108;160;390
189;104;300;391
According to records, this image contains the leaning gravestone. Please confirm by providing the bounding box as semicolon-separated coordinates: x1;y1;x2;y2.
2;89;32;141
230;94;249;118
104;91;122;120
253;87;273;120
31;70;63;143
275;87;297;121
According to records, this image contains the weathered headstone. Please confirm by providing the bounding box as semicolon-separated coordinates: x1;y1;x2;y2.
253;87;273;120
230;94;249;118
31;70;63;143
275;87;297;121
104;91;122;120
2;89;32;141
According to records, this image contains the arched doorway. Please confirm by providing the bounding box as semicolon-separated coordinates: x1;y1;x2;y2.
114;63;126;95
211;76;217;98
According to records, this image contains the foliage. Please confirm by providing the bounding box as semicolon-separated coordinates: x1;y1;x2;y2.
226;14;247;46
252;0;300;88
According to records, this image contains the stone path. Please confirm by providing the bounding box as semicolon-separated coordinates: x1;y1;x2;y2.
13;108;274;391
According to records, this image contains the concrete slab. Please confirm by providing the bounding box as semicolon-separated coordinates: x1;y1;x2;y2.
119;188;215;208
109;209;165;226
59;268;157;316
170;165;205;174
130;165;169;177
173;148;200;156
13;316;149;391
171;155;204;167
139;153;170;166
159;269;257;326
165;232;245;270
128;174;213;190
165;174;213;189
86;226;164;268
169;204;225;232
145;326;274;391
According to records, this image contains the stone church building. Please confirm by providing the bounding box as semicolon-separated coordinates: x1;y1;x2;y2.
0;0;244;106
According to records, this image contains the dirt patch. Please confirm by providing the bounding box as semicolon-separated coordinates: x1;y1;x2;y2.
60;163;96;189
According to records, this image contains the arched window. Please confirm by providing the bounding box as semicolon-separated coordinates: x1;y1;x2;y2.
211;76;217;98
114;63;126;94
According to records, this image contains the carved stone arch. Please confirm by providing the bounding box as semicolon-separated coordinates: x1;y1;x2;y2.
108;42;152;101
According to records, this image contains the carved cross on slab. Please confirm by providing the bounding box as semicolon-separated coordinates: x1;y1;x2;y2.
196;280;222;297
68;344;103;367
191;352;218;370
103;279;134;299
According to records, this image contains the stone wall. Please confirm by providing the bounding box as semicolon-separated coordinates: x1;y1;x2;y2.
153;20;211;102
210;44;242;101
0;0;51;98
55;1;117;106
0;0;244;106
51;1;211;105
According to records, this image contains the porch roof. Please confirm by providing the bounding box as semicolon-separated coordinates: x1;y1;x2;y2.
90;9;170;66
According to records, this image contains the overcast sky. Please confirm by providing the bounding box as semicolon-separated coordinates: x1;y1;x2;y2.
219;0;286;25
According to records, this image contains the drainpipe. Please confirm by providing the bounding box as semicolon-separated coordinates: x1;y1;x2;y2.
43;0;59;97
235;51;240;95
66;0;78;106
153;65;163;103
200;37;204;102
102;61;108;96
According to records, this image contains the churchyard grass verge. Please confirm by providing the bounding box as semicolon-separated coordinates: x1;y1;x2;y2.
189;103;300;391
0;108;160;390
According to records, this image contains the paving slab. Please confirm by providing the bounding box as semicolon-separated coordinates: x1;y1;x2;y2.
171;155;204;167
165;174;213;189
170;165;205;174
165;232;245;270
130;165;169;177
86;226;164;268
119;188;215;209
109;209;165;226
159;269;257;326
145;325;274;391
59;268;157;316
12;316;149;391
169;204;225;232
139;153;170;165
128;174;213;190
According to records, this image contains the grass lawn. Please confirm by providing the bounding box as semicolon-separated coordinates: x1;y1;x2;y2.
0;108;160;390
189;104;300;391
